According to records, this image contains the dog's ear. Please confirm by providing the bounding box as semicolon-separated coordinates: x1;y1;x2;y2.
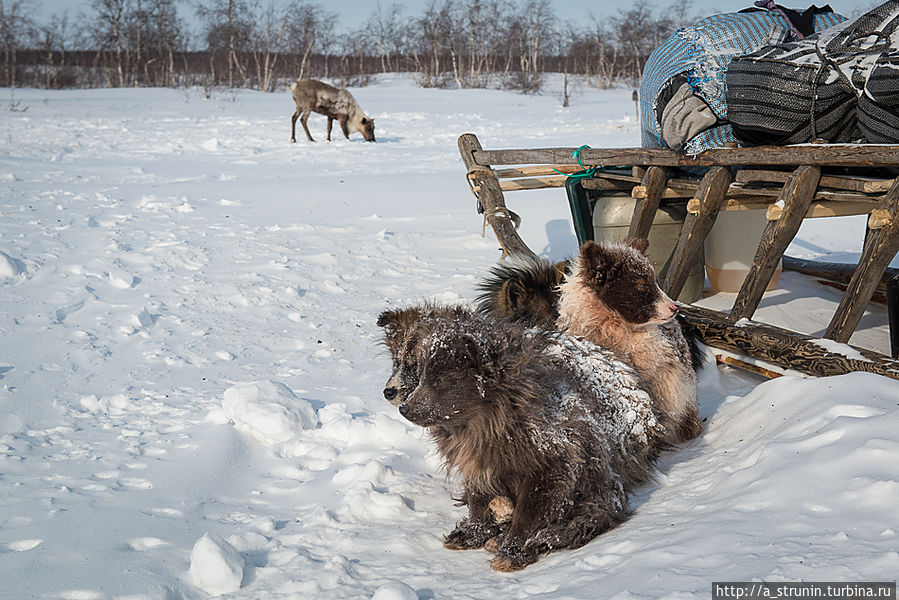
625;237;649;255
580;241;610;288
552;259;571;284
378;307;422;348
455;335;482;370
499;279;527;316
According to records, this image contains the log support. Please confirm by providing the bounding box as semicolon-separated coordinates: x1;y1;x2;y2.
825;178;899;342
662;166;732;299
628;166;666;239
729;165;821;322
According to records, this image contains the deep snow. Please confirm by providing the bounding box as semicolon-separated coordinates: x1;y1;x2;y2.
1;76;897;599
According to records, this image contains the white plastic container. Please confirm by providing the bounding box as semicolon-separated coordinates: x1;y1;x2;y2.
704;209;781;293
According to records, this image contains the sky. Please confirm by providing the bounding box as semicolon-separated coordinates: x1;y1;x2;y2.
30;0;875;36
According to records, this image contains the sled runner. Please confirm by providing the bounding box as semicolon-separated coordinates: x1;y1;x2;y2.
458;133;899;380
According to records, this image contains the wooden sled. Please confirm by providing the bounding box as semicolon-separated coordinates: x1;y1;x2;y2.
458;133;899;381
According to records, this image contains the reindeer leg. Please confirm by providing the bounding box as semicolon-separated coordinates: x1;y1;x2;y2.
339;116;350;140
290;109;300;143
327;117;334;142
300;111;315;142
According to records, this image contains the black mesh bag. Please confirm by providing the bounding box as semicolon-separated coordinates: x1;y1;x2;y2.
726;0;899;145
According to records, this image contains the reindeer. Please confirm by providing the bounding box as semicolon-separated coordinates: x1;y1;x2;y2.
289;79;376;143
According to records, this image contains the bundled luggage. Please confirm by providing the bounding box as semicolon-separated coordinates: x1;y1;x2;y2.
726;0;899;145
640;4;845;153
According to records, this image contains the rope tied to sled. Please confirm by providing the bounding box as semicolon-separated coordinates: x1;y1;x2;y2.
466;164;493;212
464;164;522;237
481;206;521;237
556;144;600;179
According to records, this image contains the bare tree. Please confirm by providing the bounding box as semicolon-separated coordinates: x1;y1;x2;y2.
249;0;289;91
38;11;69;88
503;0;553;92
0;0;35;87
87;0;130;87
411;0;454;88
363;2;406;74
198;0;251;87
283;0;333;82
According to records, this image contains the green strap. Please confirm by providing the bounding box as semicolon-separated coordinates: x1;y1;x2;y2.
556;144;598;179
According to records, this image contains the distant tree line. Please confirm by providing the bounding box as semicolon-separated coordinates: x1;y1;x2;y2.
0;0;694;93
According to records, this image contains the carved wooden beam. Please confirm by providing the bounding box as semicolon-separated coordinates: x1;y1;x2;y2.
680;304;899;381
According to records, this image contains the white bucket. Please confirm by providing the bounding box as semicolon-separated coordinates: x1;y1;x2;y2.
704;209;781;293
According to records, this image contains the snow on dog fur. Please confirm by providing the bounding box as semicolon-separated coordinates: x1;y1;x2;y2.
557;239;701;444
377;305;664;571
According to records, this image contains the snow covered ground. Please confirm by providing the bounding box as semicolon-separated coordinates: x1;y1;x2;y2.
1;75;897;599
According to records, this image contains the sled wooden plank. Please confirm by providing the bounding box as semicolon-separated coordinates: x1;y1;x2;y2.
661;166;732;299
494;165;586;178
578;178;639;191
471;144;899;168
736;169;894;193
825;178;899;342
458;133;537;260
628;166;667;239
766;200;877;220
499;175;569;191
687;197;774;213
729;165;822;322
632;180;700;199
679;304;899;381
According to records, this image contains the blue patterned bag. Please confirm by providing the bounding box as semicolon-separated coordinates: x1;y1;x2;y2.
640;5;845;153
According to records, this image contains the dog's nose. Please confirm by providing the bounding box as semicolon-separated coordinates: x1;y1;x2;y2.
669;303;679;315
383;387;398;401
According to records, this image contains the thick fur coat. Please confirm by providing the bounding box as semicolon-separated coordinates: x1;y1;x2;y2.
556;240;701;444
378;305;664;571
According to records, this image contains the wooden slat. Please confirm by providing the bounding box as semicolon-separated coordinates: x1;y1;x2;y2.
766;200;877;220
498;175;639;192
825;178;899;342
578;178;639;191
687;197;773;213
679;304;899;381
499;175;568;191
729;165;822;322
662;166;733;298
664;181;883;204
458;133;536;261
632;180;700;199
736;169;894;193
628;166;666;240
471;144;899;168
494;165;585;178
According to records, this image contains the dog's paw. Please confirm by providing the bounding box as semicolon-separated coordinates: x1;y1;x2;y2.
484;537;500;553
490;553;533;572
443;522;497;550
